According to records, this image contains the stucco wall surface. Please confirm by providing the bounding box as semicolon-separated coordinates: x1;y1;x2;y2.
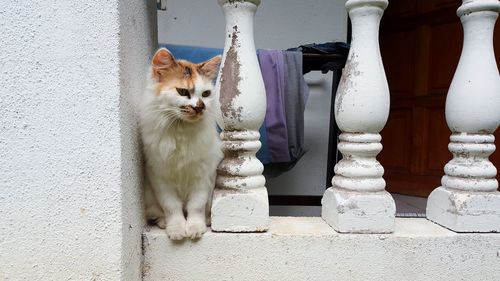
144;217;500;281
118;1;158;280
0;1;156;280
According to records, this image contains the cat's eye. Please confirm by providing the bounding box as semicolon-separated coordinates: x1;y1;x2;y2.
202;90;211;97
176;88;190;98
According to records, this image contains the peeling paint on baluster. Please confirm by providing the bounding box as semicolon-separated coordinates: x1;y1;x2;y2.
211;0;269;232
219;26;243;124
335;54;361;114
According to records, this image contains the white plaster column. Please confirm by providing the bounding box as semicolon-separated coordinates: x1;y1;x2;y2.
321;0;395;233
211;0;269;232
426;0;500;232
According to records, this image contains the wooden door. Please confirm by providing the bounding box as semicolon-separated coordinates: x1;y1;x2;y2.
379;0;500;197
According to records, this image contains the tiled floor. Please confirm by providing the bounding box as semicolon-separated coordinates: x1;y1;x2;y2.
269;193;428;217
392;193;427;217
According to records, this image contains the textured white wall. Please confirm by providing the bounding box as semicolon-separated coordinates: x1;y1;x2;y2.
158;0;348;215
0;1;157;280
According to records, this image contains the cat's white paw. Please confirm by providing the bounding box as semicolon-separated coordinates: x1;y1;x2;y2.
166;224;186;240
156;218;166;229
186;220;207;239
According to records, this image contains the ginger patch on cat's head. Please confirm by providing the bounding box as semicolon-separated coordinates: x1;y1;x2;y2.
197;55;222;80
152;49;195;95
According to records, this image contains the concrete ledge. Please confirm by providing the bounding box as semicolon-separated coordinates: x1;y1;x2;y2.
143;217;500;281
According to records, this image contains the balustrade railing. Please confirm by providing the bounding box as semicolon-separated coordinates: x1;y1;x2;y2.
211;0;500;234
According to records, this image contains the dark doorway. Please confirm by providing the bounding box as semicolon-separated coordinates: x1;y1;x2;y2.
379;0;500;197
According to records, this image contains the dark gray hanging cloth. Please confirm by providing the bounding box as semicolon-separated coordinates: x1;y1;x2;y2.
283;50;309;163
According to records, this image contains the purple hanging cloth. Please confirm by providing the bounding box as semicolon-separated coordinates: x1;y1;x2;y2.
257;50;290;163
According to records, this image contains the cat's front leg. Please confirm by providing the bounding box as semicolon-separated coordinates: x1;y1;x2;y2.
154;185;186;240
185;186;211;239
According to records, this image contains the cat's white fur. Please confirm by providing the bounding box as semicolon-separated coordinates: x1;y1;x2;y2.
139;50;222;240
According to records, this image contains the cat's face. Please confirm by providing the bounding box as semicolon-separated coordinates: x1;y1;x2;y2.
150;48;221;123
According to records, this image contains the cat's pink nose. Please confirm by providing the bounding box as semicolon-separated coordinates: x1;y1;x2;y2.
192;106;204;113
191;100;205;114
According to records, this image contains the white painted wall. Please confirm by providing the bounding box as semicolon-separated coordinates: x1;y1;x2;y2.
158;0;348;215
0;1;157;279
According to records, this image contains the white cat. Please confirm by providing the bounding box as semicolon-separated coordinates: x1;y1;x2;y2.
140;48;223;240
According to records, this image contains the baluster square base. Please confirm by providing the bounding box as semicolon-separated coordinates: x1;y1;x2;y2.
321;188;395;233
211;186;269;232
426;187;500;232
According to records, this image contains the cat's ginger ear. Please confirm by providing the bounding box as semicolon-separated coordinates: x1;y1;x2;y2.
198;55;222;80
152;48;177;81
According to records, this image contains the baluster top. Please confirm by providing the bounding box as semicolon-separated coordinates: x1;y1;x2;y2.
458;0;500;16
218;0;261;6
346;0;388;11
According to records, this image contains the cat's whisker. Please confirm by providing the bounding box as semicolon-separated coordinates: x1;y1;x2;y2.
160;119;175;131
164;118;178;131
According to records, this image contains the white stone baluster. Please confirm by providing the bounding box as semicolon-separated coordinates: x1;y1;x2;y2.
321;0;395;233
211;0;269;232
426;0;500;232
